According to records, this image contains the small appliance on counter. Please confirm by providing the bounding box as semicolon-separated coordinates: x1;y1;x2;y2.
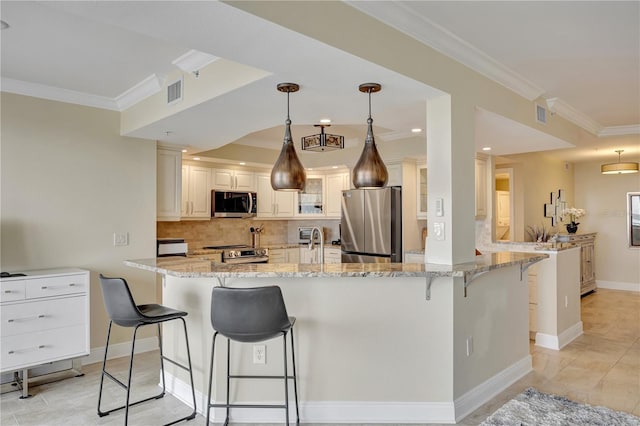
298;226;324;244
157;238;188;257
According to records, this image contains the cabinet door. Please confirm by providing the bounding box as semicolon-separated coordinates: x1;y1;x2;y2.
188;166;211;218
326;173;349;218
581;243;595;283
296;176;325;216
212;169;235;190
417;164;427;219
157;148;182;221
268;249;286;263
274;191;295;217
256;174;275;217
234;171;255;192
475;157;488;217
181;165;189;216
287;248;300;263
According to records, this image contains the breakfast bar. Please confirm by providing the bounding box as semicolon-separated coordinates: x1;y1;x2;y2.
125;252;547;424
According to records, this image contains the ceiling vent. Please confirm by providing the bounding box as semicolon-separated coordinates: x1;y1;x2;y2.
535;103;547;124
167;77;183;105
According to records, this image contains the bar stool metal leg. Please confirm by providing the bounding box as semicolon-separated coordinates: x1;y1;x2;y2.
290;327;300;424
283;332;289;425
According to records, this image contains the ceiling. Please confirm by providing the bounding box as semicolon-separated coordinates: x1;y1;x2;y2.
1;1;638;165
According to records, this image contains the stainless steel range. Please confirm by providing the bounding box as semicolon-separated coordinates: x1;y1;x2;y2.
203;244;269;264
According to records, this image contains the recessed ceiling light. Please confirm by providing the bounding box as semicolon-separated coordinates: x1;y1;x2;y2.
181;149;188;153
482;147;492;151
332;166;338;169
308;168;313;171
411;128;422;133
1;20;10;30
193;157;201;160
319;118;331;124
239;162;246;165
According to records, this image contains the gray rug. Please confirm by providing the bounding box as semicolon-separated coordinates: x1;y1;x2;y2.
481;388;640;425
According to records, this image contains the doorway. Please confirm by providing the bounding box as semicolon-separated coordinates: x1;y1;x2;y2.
495;168;514;241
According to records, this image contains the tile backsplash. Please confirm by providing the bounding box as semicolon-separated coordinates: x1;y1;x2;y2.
157;219;340;250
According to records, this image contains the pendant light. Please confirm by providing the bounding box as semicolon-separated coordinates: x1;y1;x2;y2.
271;83;306;191
352;83;388;188
601;149;639;174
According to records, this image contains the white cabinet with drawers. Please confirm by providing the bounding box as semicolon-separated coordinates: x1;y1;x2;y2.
0;268;90;396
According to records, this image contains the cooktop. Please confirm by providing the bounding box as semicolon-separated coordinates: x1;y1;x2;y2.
203;244;250;250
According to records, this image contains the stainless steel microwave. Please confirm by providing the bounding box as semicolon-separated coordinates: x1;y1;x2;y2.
298;227;323;244
212;191;257;218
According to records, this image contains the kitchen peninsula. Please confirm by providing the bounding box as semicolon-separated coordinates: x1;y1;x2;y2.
126;252;547;424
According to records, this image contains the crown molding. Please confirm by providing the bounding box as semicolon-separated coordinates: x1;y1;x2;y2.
545;97;602;135
1;77;119;110
346;1;545;101
172;49;219;73
115;74;163;110
598;124;640;137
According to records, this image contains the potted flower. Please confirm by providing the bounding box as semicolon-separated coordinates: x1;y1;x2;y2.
562;207;586;234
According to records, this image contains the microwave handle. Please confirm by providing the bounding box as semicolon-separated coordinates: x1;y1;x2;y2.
248;193;253;214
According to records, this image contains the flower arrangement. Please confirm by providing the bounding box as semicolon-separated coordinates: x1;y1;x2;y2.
562;207;586;224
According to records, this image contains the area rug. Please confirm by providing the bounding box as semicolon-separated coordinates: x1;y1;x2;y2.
480;388;640;425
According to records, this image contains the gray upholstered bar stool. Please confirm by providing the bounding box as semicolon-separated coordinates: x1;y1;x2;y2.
97;274;196;426
205;285;299;425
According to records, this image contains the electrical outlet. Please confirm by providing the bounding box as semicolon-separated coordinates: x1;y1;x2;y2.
253;344;266;364
113;232;129;247
466;336;473;356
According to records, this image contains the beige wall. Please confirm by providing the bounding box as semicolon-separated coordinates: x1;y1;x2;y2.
498;153;574;241
575;160;640;286
0;93;158;349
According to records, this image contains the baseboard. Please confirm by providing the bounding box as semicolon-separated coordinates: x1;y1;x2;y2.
597;280;640;293
81;337;159;366
166;357;536;425
453;355;533;422
535;321;583;350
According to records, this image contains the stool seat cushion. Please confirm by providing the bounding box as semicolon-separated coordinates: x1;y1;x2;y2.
137;304;188;323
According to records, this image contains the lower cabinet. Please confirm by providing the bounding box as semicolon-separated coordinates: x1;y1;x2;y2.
528;265;538;340
560;233;597;295
404;252;425;263
268;248;299;264
0;269;90;374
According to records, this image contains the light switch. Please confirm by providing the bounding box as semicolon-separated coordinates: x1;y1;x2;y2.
435;198;444;217
434;222;445;241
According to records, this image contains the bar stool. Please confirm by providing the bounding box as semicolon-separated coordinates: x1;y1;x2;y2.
205;286;299;425
97;274;197;426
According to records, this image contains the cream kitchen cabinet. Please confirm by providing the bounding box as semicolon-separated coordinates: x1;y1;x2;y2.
181;164;211;219
157;146;182;221
0;268;90;398
268;247;300;264
324;247;342;264
325;172;350;218
299;247;320;264
212;168;255;192
256;174;295;218
475;156;488;218
417;163;427;219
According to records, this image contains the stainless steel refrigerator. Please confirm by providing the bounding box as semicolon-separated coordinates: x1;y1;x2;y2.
341;187;402;263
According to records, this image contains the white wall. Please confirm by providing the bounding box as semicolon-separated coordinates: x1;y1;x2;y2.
575;160;640;289
0;93;158;348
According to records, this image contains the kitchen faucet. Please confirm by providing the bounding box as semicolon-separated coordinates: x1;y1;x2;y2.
308;227;324;264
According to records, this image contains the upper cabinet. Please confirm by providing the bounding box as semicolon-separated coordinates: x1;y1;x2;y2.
212;168;255;192
475;155;488;218
295;175;325;217
256;174;295;218
325;172;350;218
182;165;211;219
157;147;182;221
417;163;427;219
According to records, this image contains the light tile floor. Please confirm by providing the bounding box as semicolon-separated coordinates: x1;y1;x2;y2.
1;288;638;425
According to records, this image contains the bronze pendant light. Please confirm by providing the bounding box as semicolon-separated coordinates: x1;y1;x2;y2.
352;83;388;188
271;83;306;191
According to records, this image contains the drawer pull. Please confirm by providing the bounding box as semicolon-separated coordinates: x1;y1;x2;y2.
41;283;80;290
8;345;46;355
7;314;46;323
4;290;12;293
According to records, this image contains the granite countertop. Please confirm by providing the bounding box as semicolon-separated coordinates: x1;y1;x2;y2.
125;251;547;279
484;241;582;253
405;248;425;255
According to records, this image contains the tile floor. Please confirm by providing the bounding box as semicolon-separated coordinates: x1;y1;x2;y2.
1;288;638;425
